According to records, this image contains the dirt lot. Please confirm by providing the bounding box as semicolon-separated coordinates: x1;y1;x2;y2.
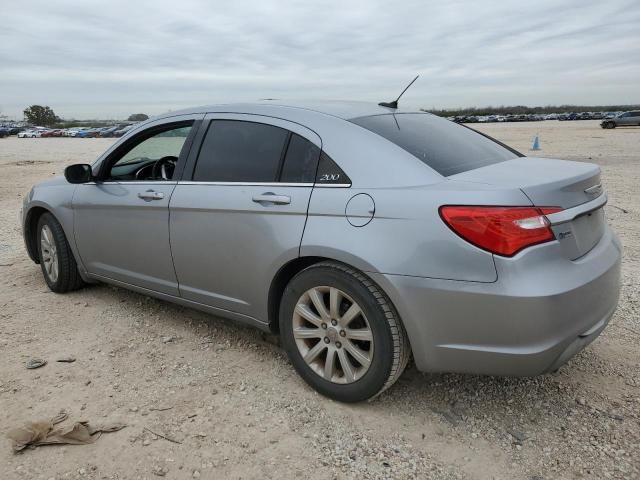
0;120;638;480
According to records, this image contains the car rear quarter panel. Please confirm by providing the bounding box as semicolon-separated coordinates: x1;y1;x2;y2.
302;180;532;282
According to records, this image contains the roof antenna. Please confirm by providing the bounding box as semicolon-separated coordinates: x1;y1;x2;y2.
378;75;419;109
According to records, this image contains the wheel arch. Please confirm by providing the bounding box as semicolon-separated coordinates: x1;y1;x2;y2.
268;256;327;333
24;205;51;263
24;204;88;281
267;254;391;334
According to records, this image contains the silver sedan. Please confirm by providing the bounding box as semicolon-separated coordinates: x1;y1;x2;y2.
22;101;621;402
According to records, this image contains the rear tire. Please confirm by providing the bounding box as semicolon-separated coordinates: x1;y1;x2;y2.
279;261;410;402
37;213;85;293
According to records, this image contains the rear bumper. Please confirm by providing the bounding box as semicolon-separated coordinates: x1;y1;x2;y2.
370;226;622;376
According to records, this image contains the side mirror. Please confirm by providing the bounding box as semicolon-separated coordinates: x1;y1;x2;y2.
64;164;93;184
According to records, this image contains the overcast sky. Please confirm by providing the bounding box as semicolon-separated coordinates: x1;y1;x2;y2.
1;0;639;119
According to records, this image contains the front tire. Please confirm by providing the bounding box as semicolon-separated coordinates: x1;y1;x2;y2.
279;261;410;402
37;213;85;293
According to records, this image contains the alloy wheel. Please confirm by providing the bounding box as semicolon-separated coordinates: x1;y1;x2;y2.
40;224;59;283
292;286;374;384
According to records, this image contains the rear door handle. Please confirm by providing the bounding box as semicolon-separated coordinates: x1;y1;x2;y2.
252;192;291;205
138;190;164;201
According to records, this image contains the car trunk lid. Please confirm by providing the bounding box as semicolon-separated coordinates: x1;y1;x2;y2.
450;157;606;259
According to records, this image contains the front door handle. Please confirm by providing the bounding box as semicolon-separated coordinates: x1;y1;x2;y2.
252;192;291;205
138;190;164;201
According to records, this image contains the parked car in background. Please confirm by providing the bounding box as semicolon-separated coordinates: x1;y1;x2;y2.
18;129;40;138
99;126;121;137
89;128;102;137
41;129;64;137
66;128;89;137
21;101;621;402
0;127;9;138
2;126;25;135
601;111;640;129
113;125;135;137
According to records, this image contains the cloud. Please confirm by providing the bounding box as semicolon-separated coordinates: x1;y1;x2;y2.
0;0;638;118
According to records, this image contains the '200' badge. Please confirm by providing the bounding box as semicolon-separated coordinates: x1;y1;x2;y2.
319;174;340;181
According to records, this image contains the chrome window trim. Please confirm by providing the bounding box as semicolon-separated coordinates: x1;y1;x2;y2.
177;181;352;188
81;181;178;186
178;181;313;187
80;180;352;187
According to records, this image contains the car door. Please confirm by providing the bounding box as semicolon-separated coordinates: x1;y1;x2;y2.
169;114;321;321
73;115;202;295
617;112;633;126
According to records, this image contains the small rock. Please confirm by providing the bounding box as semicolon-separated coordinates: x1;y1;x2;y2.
507;428;528;444
193;470;201;478
576;397;587;406
56;357;76;363
152;466;167;476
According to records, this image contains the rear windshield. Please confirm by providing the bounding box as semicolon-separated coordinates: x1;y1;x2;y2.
350;113;519;176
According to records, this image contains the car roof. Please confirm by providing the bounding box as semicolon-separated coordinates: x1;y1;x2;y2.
155;100;425;122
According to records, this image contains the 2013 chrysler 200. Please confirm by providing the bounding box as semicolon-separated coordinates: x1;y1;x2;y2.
22;101;622;402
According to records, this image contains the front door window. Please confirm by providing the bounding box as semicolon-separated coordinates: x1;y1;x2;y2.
108;125;192;181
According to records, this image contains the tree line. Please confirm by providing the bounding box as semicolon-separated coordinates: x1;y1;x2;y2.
426;104;640;117
21;105;148;127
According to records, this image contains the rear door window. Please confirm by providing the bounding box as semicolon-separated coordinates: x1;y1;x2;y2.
280;133;320;183
315;152;351;185
193;120;288;182
350;113;519;176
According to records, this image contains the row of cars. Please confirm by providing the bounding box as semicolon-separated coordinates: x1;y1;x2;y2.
0;124;138;139
449;111;624;124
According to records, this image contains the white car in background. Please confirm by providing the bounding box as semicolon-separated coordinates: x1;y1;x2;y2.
64;128;87;137
18;130;40;138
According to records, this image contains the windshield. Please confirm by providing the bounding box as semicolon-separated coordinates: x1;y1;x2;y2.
350;113;520;176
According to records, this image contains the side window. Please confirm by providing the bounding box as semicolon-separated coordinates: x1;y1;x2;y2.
315;152;351;185
280;133;320;183
193;120;288;182
108;124;192;181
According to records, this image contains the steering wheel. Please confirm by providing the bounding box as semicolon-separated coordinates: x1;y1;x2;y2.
151;156;178;180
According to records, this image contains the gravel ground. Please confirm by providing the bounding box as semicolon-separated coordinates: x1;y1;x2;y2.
0;120;638;480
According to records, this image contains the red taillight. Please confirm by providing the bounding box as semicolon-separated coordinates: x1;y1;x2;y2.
439;206;562;257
